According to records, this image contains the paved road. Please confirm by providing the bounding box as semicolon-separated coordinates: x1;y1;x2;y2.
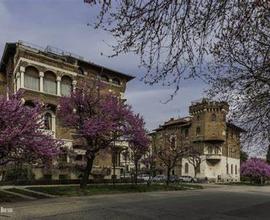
2;185;270;220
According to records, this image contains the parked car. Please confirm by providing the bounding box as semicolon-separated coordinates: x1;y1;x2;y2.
137;174;150;181
152;175;167;182
120;173;132;180
169;175;179;183
178;176;197;183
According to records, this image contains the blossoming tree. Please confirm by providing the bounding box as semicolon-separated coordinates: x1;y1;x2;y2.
0;92;61;166
241;158;270;184
128;114;150;184
58;81;148;188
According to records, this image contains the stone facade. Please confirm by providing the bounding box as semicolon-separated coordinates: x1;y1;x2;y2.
150;98;244;182
0;41;134;180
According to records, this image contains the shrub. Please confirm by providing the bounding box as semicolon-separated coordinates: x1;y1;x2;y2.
4;166;35;182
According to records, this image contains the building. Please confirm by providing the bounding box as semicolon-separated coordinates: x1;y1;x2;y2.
150;98;244;182
0;41;134;180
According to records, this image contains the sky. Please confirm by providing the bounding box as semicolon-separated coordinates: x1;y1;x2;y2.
0;0;207;131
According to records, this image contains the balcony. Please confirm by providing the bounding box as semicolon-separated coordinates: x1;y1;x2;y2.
205;152;222;164
206;154;222;160
192;135;225;143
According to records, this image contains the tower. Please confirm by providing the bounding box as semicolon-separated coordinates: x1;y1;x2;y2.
189;98;229;166
189;98;229;142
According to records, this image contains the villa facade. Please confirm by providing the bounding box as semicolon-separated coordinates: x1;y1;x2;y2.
0;41;134;180
150;99;244;182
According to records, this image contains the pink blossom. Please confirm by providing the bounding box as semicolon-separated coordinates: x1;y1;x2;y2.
241;158;270;180
0;92;61;165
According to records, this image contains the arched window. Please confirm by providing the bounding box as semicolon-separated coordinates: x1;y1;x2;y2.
231;164;234;174
44;112;52;130
185;163;189;174
61;76;72;96
24;66;39;91
211;113;217;121
197;115;200;121
112;78;121;85
101;75;109;82
44;71;57;95
235;165;237;175
196;127;201;136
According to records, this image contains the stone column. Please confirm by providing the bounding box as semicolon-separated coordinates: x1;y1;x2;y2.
16;72;20;91
39;71;44;92
56;76;61;96
20;66;25;88
52;114;56;137
72;80;77;92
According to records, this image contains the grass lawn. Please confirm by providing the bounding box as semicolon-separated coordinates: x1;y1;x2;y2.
0;190;26;203
5;188;49;199
27;184;203;197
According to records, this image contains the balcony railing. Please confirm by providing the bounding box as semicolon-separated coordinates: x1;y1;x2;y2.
205;153;222;161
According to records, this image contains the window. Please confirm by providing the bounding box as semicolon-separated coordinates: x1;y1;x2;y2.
196;127;201;136
208;146;213;154
78;67;84;75
112;78;121;85
101;75;109;82
235;165;237;175
61;76;72;96
44;71;57;95
185;163;189;174
170;136;176;149
196;165;200;174
24;66;40;91
226;164;229;174
182;128;189;138
214;146;220;155
196;115;200;121
75;155;83;161
185;129;189;137
44;112;52;130
231;164;233;174
24;100;35;108
211;113;217;121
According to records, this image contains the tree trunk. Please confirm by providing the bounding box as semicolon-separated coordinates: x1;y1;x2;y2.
134;162;138;185
80;155;95;189
166;167;171;186
112;152;116;185
194;166;197;178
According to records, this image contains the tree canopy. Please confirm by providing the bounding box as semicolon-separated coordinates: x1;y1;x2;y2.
0;92;61;165
58;81;149;187
85;0;270;147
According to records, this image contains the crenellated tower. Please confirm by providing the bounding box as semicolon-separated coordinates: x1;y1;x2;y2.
189;98;229;143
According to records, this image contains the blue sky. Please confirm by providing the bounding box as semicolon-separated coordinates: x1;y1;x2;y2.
0;0;207;130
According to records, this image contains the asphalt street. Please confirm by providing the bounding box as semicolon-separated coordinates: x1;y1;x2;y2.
2;184;270;220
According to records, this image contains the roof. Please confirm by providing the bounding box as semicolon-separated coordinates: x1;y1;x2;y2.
152;117;245;133
0;43;16;72
227;122;246;132
0;41;135;81
163;116;192;127
152;116;192;132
